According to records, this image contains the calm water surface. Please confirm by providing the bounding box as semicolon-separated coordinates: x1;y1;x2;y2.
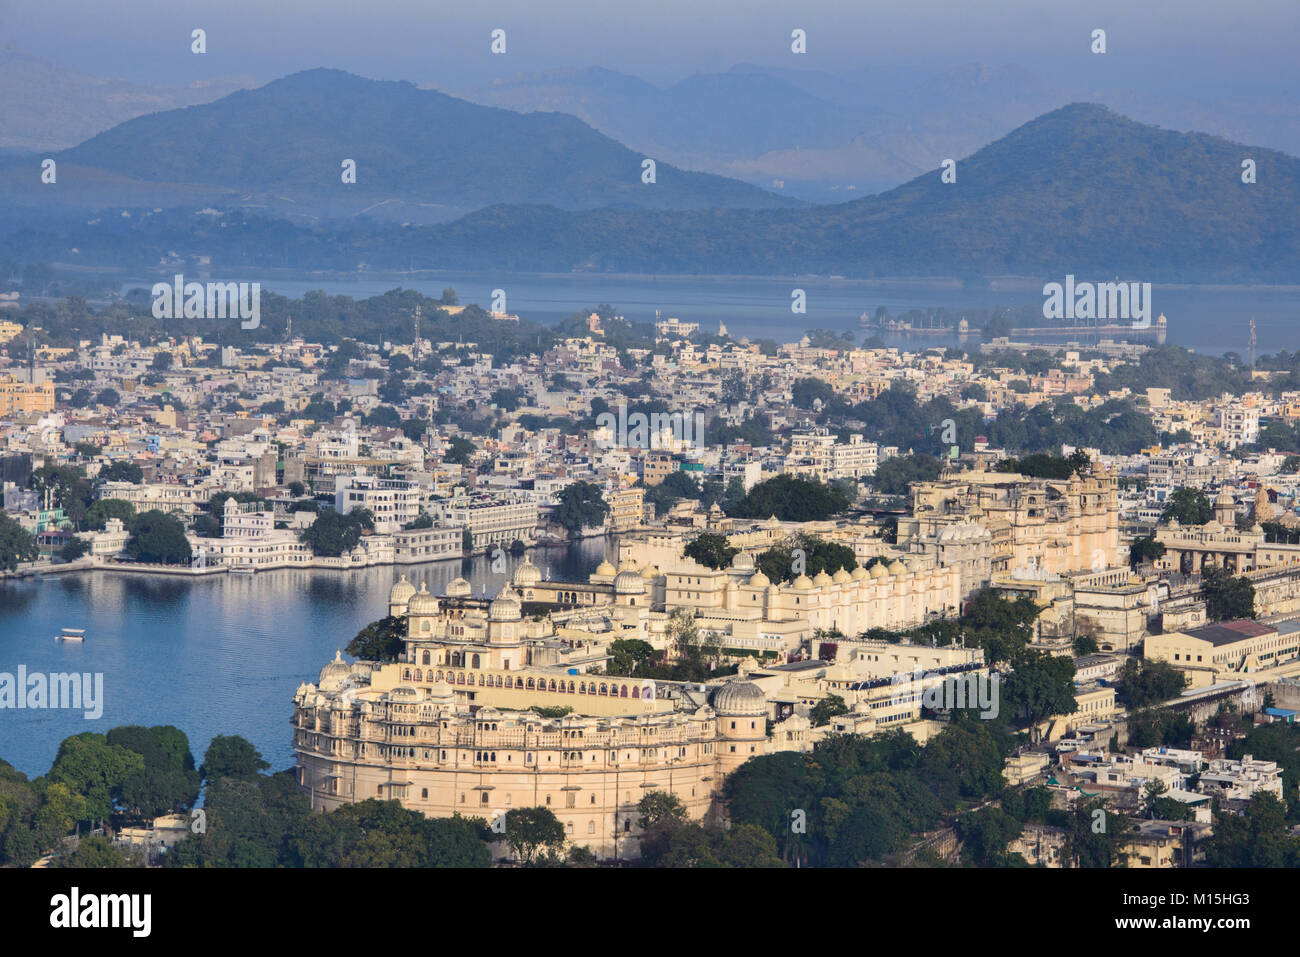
0;541;608;778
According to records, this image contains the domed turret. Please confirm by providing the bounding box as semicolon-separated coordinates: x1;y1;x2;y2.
812;570;832;586
712;678;767;716
488;584;523;621
592;560;617;580
407;581;440;616
614;568;647;595
791;573;813;590
869;561;889;579
388;573;416;615
512;556;542;587
747;569;770;587
851;564;869;580
831;567;852;584
445;576;472;597
318;650;351;688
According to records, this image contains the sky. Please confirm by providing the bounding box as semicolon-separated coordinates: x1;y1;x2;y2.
2;0;1297;97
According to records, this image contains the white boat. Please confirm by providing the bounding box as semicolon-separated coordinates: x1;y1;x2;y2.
56;628;86;642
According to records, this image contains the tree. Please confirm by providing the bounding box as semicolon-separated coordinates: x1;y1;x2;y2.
607;638;656;676
200;736;269;783
299;510;366;557
124;510;192;564
732;475;849;522
57;835;139;868
440;287;458;306
1001;651;1077;730
151;351;173;372
810;694;849;727
58;536;91;562
443;436;475;465
86;498;136;530
872;454;943;496
1201;564;1256;621
1129;535;1166;567
106;725;201;819
637;790;687;829
1117;659;1188;708
346;617;406;662
45;733;146;824
95;388;120;407
0;513;38;571
553;481;608;535
755;533;857;584
683;532;739;570
1073;633;1100;656
503;807;566;865
1161;488;1212;526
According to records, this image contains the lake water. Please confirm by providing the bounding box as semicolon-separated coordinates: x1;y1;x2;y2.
122;272;1300;356
0;540;609;779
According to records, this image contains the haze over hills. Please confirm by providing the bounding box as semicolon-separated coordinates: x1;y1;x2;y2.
1;101;1296;283
0;46;251;151
0;69;797;224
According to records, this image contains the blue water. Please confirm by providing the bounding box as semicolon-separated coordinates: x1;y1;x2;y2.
122;273;1300;355
0;541;607;779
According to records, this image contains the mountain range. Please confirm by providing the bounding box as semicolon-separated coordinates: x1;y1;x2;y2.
0;69;797;224
0;68;1297;283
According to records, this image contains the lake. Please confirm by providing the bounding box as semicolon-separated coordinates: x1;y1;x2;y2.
0;540;609;779
121;272;1300;356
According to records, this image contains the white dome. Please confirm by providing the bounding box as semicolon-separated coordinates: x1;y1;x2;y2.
512;557;542;587
614;569;647;594
388;573;416;607
489;584;523;621
407;582;440;615
712;678;767;716
318;650;351;687
445;576;472;597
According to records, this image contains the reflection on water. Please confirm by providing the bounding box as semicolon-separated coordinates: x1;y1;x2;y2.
0;539;609;778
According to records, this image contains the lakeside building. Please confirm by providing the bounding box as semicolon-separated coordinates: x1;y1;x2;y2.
293;575;779;859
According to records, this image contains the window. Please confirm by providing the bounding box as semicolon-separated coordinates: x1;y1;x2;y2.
422;788;428;799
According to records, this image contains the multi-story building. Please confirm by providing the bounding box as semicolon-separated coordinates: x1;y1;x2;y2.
335;473;423;533
0;376;54;415
436;491;537;550
293;578;773;859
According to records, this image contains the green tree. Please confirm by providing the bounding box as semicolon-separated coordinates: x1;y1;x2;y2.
1161;488;1213;526
45;733;146;824
1128;535;1166;567
200;735;269;783
1201;564;1256;621
346;617;406;662
0;513;39;571
683;532;739;570
124;510;191;564
86;498;136;530
553;481;608;535
810;694;849;727
503;807;566;865
732;475;849;521
57;835;140;868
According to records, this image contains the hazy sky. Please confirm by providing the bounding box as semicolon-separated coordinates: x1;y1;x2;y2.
3;0;1297;96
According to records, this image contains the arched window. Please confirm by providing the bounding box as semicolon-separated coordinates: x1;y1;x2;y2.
527;678;535;690
505;676;514;688
549;680;557;692
422;651;431;665
600;684;608;695
620;685;628;697
478;674;485;686
422;620;431;632
472;653;481;669
414;669;422;681
579;682;587;694
632;687;640;699
435;671;443;682
402;669;411;681
456;673;465;685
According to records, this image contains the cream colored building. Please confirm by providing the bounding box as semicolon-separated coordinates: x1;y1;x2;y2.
898;464;1123;576
1144;619;1300;689
293;574;778;860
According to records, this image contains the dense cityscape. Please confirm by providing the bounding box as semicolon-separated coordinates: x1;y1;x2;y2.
0;0;1294;941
